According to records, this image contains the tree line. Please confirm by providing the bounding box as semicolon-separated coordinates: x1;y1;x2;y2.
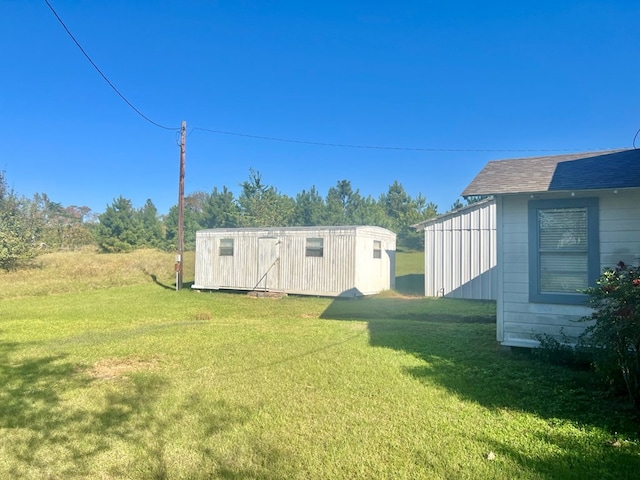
0;168;458;270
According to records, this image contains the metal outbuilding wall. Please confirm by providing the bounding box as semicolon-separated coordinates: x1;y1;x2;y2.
417;198;497;300
193;226;396;297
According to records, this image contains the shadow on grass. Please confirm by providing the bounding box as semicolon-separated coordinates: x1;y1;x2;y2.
148;273;175;290
0;339;101;477
0;338;282;479
320;297;640;479
394;273;425;296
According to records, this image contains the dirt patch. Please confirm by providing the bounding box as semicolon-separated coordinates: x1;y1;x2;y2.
247;291;287;298
87;357;159;380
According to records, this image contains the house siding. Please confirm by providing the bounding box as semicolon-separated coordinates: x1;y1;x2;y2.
498;188;640;347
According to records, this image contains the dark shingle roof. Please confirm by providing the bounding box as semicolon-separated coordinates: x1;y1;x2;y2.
462;149;640;197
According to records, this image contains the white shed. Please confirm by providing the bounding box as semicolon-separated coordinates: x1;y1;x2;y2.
414;198;497;300
192;226;396;297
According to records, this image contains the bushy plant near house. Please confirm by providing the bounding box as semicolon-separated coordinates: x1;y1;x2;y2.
534;329;592;371
580;261;640;408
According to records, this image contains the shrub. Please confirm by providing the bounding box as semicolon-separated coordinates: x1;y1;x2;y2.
533;329;592;370
580;261;640;408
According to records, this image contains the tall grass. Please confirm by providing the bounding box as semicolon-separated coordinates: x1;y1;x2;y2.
0;248;193;299
0;249;638;479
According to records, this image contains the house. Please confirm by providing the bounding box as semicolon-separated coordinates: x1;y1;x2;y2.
414;198;497;300
192;225;396;297
462;149;640;348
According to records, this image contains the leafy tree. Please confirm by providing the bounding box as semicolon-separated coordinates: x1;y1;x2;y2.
349;195;391;228
465;195;490;205
0;173;42;270
324;180;358;225
164;202;201;251
201;186;239;228
27;193;95;251
237;168;295;227
95;196;142;253
62;205;95;249
380;181;438;250
293;186;325;226
450;198;464;211
139;199;164;248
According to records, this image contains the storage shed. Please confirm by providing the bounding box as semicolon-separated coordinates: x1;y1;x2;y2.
414;198;497;300
192;226;396;297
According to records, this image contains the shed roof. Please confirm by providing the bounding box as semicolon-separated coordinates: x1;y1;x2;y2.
462;149;640;197
196;225;396;236
413;197;495;231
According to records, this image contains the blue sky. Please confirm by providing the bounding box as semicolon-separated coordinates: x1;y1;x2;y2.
2;1;639;216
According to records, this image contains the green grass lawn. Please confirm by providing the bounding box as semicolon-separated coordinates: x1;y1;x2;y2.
0;250;638;479
394;249;425;296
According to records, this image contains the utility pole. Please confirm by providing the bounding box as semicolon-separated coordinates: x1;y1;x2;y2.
176;120;186;291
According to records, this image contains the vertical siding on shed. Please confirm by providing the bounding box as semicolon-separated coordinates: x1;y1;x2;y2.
423;199;497;299
193;226;396;297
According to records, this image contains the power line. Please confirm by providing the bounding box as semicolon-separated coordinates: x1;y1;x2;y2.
45;0;632;154
44;0;178;131
191;127;623;153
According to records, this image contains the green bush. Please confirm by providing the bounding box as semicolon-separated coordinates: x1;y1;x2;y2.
533;330;592;370
580;261;640;408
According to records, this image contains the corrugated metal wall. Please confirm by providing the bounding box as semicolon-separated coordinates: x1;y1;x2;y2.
422;199;497;300
193;226;396;297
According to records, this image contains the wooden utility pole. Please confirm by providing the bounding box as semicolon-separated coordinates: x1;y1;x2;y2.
176;120;186;291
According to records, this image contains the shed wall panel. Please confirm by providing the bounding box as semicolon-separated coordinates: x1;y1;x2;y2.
422;199;497;299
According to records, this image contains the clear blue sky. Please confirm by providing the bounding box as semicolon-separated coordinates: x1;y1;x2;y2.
2;1;638;216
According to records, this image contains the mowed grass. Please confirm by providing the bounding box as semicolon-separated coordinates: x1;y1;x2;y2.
0;250;638;479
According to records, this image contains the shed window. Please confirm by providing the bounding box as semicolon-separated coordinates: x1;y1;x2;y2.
305;238;324;257
373;240;382;259
219;238;234;256
528;198;599;304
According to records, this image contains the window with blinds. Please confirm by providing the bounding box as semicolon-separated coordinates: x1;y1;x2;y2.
537;207;588;293
528;198;599;304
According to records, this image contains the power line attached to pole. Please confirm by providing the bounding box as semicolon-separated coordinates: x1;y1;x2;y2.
176;120;186;291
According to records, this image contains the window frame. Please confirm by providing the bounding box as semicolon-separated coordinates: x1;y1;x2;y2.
528;197;599;304
219;238;234;256
305;237;324;258
373;240;382;259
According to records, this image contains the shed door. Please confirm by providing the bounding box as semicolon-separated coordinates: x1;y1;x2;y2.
256;237;280;291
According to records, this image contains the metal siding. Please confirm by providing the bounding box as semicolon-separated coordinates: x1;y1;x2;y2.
422;199;497;299
193;226;396;297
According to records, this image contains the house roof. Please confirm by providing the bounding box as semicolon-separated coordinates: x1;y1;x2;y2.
462;149;640;197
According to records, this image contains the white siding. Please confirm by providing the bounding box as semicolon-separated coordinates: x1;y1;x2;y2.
193;226;396;297
498;188;640;347
422;199;497;299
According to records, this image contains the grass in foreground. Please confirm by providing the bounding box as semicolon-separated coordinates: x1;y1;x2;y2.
0;250;638;479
